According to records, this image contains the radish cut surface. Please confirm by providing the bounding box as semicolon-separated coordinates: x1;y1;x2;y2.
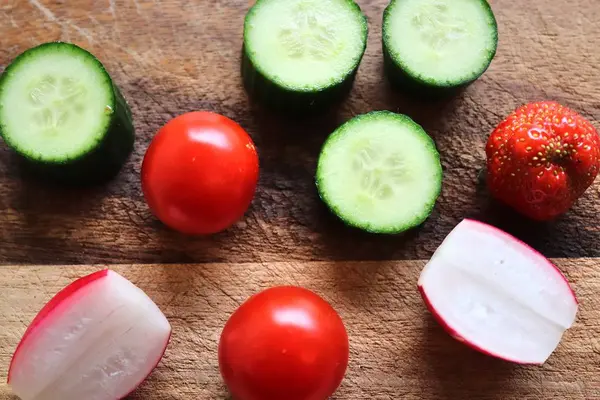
418;219;578;364
8;270;171;400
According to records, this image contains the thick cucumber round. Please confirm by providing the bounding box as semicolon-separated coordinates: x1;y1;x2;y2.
243;0;368;114
383;0;498;96
0;42;135;185
316;111;442;234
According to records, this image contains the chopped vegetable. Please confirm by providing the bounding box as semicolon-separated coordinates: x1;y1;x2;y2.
0;42;135;185
316;111;442;234
383;0;498;95
8;270;171;400
243;0;368;113
418;219;578;364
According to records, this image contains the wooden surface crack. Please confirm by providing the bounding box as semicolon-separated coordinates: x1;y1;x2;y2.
1;1;600;398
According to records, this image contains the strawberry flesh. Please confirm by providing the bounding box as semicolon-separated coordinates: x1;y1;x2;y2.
486;101;600;221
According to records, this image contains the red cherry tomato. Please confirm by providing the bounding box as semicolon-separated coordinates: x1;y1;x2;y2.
218;286;349;400
141;111;259;235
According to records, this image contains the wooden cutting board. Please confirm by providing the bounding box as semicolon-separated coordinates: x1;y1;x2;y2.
0;261;599;400
1;0;600;399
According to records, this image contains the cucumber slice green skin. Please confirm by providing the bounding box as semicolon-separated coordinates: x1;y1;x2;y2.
16;85;135;186
382;45;460;99
382;0;498;97
242;45;360;115
242;0;368;115
0;42;135;186
316;111;443;234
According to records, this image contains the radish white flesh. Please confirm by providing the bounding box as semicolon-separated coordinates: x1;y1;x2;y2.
418;219;578;365
8;270;171;400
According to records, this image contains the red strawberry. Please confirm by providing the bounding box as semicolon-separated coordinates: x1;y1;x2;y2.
486;101;600;221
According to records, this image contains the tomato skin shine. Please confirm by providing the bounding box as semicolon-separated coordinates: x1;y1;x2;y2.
218;286;350;400
141;111;259;235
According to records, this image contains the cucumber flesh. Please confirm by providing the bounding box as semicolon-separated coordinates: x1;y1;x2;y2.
383;0;497;90
0;42;135;184
243;0;368;112
316;111;443;234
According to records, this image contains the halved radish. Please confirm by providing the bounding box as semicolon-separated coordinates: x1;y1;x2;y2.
418;219;578;365
8;269;171;400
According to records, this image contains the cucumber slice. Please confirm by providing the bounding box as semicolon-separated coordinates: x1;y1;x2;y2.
243;0;368;114
316;111;442;234
0;42;135;185
383;0;498;95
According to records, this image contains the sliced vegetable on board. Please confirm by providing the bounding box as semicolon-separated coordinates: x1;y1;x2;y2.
418;219;578;365
219;286;349;400
383;0;498;96
316;111;442;234
0;42;135;185
141;111;259;235
486;101;600;221
243;0;368;113
8;270;171;400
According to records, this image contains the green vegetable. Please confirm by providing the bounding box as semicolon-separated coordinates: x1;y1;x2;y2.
0;42;135;185
242;0;368;114
316;111;443;234
383;0;498;96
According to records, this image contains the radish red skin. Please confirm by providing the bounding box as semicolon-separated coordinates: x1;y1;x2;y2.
462;219;578;303
7;269;110;383
418;285;539;365
7;269;172;399
418;219;578;365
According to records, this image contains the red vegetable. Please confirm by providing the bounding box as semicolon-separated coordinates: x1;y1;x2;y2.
218;286;349;400
8;270;171;400
486;101;600;220
141;111;259;235
418;219;578;365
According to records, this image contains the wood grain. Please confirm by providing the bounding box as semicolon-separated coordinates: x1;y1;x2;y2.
1;0;600;265
0;259;599;400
